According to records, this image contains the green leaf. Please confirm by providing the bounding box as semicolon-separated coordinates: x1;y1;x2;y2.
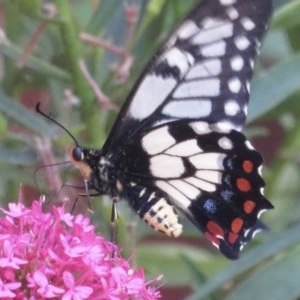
272;1;300;29
0;146;37;165
0;44;71;82
86;0;125;34
137;242;217;285
17;0;41;17
0;164;34;185
0;111;8;136
0;89;57;137
248;55;300;122
225;248;300;300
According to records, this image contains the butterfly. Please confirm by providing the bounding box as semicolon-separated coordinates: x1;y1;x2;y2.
43;0;274;259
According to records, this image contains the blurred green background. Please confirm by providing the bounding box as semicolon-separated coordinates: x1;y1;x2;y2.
0;0;300;299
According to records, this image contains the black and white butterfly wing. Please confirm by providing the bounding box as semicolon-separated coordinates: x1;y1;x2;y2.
103;0;272;153
119;121;272;259
72;0;273;259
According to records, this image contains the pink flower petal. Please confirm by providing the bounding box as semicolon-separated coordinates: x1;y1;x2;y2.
0;200;161;299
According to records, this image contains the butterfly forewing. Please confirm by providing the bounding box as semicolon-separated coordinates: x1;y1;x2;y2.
70;0;273;259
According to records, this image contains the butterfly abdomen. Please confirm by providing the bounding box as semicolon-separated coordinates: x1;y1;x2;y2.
125;181;183;237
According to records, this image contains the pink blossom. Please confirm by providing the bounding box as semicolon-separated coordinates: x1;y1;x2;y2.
0;277;21;298
29;271;65;298
62;271;93;300
0;199;161;299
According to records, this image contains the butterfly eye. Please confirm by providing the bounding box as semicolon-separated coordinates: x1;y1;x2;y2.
72;147;84;161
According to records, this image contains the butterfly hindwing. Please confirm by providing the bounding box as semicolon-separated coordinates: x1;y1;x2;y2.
119;121;272;259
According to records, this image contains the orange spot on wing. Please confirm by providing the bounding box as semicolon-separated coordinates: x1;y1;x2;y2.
207;221;224;237
244;200;256;214
231;218;244;233
205;232;220;246
228;232;238;244
236;178;251;192
243;160;254;173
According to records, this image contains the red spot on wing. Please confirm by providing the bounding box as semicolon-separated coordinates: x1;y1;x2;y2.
244;200;256;214
243;160;254;173
205;232;220;246
236;178;251;192
207;221;224;237
231;218;244;233
228;232;239;244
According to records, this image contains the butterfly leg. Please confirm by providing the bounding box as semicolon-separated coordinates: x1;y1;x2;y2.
110;198;119;245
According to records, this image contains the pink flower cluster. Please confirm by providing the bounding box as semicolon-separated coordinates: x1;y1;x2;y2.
0;200;161;299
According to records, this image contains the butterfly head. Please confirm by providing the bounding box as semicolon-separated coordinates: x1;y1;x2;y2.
69;146;93;182
68;146;110;195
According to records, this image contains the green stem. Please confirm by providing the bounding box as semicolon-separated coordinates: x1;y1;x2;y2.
54;0;105;143
55;0;92;102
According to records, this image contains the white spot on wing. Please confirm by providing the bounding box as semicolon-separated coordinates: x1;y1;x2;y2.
191;22;233;44
139;188;146;197
129;74;176;120
189;153;225;170
142;126;176;155
224;99;240;116
165;139;202;156
241;17;255;31
186;59;222;79
218;136;233;149
258;165;263;176
245;140;255;150
249;58;254;69
230;55;244;71
189;121;211;134
174;78;220;98
226;7;239;20
213;121;239;132
156;180;191;208
243;104;248;116
162;99;212;118
150;155;185;178
257;209;268;219
235;35;251;50
228;77;242;93
201;40;226;57
246;80;251;93
219;0;236;5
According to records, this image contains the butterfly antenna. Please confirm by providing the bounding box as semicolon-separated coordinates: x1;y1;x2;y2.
35;102;79;146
